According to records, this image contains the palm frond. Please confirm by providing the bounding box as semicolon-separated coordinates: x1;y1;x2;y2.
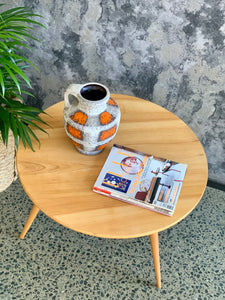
0;5;47;150
0;95;48;150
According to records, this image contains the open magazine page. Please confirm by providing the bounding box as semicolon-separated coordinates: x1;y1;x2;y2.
93;144;187;216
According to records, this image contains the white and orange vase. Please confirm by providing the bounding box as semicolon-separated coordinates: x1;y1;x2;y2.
64;82;121;155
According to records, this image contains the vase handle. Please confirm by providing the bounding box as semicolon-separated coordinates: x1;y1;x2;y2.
64;84;82;108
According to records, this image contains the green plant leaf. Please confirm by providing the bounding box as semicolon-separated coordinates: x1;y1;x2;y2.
0;40;10;50
15;118;26;148
2;63;21;93
20;121;34;151
0;119;6;144
20;90;34;97
0;32;27;42
9;106;44;114
26;125;41;148
0;106;9;145
9;53;40;71
3;59;32;87
0;69;5;96
9;113;19;148
4;40;31;50
19;118;48;135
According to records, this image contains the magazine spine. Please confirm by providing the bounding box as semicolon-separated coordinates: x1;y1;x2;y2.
93;187;172;216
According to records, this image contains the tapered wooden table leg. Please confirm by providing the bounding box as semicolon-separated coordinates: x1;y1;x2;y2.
19;204;40;239
149;232;161;288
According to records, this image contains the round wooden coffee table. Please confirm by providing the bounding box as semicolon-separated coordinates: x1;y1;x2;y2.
17;94;208;288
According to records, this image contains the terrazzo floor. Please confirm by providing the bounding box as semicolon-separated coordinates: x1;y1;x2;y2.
0;179;225;300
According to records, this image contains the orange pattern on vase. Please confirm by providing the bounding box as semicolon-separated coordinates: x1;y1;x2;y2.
67;124;82;139
100;111;114;125
107;98;117;106
96;141;110;151
70;111;87;125
71;140;83;149
99;125;116;141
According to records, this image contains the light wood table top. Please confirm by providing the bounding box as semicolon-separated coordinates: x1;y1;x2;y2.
17;94;208;239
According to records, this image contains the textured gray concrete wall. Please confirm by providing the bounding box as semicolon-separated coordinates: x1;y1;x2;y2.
6;0;225;184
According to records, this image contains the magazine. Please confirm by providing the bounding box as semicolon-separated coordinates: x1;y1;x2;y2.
93;144;188;216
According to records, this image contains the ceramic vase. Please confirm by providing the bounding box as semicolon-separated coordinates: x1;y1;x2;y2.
64;82;121;155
